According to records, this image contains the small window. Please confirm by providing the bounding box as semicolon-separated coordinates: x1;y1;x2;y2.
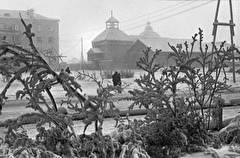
0;24;4;29
46;49;53;56
3;23;7;29
14;36;20;43
6;23;11;30
4;13;10;17
48;37;54;44
37;37;43;43
37;25;42;32
48;26;54;31
14;24;19;31
0;23;6;30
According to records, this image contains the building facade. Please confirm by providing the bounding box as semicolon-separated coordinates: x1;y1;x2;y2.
0;9;60;70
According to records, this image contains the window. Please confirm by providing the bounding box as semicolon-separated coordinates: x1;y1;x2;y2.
6;23;11;30
37;25;42;31
14;24;19;31
48;26;54;31
0;23;6;30
14;36;20;43
37;37;43;43
46;49;53;56
0;35;3;39
0;24;3;30
4;13;10;17
48;37;54;44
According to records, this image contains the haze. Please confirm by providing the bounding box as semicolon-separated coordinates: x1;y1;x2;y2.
0;0;239;62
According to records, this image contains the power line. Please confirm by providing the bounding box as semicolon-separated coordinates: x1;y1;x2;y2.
149;1;195;19
60;0;240;50
59;0;215;50
121;0;196;30
121;0;188;24
59;0;191;38
123;1;214;32
152;1;214;23
60;0;238;38
60;42;79;55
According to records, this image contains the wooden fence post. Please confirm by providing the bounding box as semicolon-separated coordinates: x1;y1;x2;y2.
217;97;225;130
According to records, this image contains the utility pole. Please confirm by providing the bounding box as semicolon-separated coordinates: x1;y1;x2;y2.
80;37;84;69
212;0;236;82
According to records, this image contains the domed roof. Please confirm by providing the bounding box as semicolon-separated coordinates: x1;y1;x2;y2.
139;21;160;38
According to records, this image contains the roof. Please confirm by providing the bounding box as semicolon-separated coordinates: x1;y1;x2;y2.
106;16;119;23
88;48;104;54
92;28;133;42
139;21;160;38
125;39;148;54
128;21;202;52
129;34;240;54
129;35;193;52
0;9;58;20
130;21;240;52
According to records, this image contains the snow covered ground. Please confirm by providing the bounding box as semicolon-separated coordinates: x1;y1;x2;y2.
1;69;240;137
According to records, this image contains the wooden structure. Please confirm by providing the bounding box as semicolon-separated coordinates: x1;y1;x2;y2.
87;11;134;70
212;0;236;82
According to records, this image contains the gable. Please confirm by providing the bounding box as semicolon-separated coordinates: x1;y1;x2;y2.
125;39;148;55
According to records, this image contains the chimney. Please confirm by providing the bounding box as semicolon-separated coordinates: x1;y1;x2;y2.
27;9;34;18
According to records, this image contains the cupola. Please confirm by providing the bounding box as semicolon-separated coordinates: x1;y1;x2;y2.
105;11;119;29
139;21;160;37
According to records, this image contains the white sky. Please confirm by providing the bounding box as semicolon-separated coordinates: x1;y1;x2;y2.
0;0;239;62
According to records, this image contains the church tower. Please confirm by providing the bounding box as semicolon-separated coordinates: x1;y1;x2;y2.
89;11;134;69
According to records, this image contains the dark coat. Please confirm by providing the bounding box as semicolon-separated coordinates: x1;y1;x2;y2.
112;72;121;86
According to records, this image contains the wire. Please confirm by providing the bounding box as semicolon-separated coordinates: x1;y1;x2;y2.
59;0;192;38
121;0;195;30
60;42;79;55
121;1;189;24
59;0;238;50
152;1;214;23
123;1;214;32
59;0;238;38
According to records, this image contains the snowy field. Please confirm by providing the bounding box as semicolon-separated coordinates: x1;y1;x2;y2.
0;69;240;137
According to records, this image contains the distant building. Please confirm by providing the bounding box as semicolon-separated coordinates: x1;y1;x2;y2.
126;21;240;69
0;9;60;70
87;12;134;69
88;13;237;70
87;13;198;70
126;21;196;68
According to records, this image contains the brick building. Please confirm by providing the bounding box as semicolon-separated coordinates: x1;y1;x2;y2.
0;9;60;70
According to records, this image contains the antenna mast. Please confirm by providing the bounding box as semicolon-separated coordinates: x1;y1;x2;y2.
81;38;84;62
80;37;84;70
212;0;236;82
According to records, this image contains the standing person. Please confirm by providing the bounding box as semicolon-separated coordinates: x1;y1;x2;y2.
117;72;121;86
112;71;121;86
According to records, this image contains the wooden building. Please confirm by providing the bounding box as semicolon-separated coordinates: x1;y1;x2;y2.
126;21;200;69
88;14;237;70
87;12;134;70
